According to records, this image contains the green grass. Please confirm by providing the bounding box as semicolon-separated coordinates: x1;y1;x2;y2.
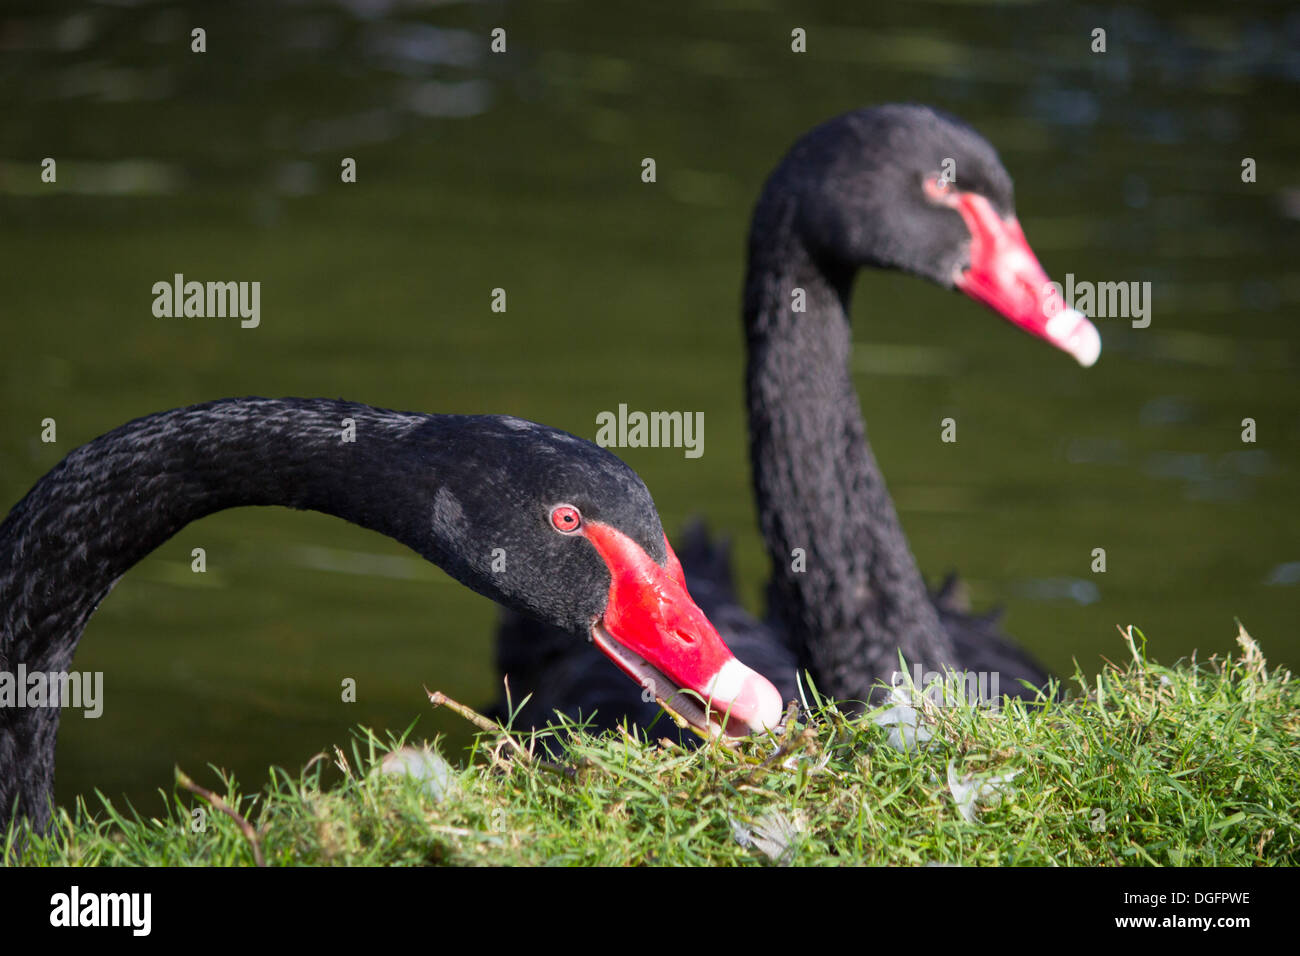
7;626;1297;866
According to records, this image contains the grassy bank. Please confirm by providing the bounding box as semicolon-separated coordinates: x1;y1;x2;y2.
7;626;1296;866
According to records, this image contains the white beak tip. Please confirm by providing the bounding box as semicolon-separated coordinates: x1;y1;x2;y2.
707;658;785;735
1046;308;1101;368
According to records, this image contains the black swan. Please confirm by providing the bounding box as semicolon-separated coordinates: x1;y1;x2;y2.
495;105;1099;731
0;397;782;832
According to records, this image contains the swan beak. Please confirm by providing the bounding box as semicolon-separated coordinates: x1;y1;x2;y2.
949;192;1102;367
582;523;784;737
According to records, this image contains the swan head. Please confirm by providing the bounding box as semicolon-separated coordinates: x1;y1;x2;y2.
418;415;783;738
761;103;1100;367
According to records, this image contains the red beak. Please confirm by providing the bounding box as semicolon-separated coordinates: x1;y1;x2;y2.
580;521;783;737
948;191;1101;367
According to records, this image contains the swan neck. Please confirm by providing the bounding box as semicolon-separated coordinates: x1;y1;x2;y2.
0;398;436;828
743;223;954;700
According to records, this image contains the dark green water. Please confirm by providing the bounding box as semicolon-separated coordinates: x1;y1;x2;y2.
2;1;1296;817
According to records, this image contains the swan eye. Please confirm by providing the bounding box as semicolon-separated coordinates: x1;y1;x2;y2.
923;174;954;202
550;504;582;534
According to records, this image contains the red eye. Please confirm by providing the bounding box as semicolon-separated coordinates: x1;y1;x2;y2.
923;174;955;203
550;504;582;534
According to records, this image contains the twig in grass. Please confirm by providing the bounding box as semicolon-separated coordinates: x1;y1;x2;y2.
427;687;531;760
175;768;266;867
733;703;817;789
426;688;575;779
427;688;508;735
